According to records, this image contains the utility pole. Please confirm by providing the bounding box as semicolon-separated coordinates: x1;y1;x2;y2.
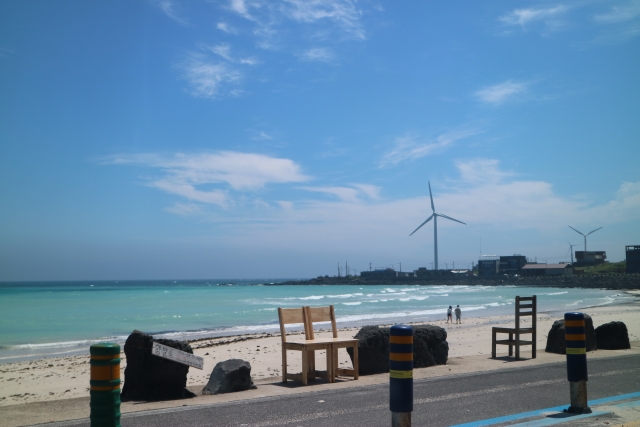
345;261;348;277
399;262;402;273
338;263;341;277
369;262;372;271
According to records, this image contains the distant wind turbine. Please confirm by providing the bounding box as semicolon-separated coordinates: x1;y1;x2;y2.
410;182;466;270
568;226;602;252
567;241;581;264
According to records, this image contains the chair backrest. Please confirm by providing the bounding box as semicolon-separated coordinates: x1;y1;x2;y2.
278;307;306;343
515;295;537;331
303;305;338;339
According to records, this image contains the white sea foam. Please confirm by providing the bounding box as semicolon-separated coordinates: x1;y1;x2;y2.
299;295;324;300
343;302;361;306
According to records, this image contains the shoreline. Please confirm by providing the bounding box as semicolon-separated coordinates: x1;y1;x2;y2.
1;292;638;410
1;285;636;365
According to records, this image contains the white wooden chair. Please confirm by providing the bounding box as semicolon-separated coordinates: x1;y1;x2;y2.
278;307;333;385
304;305;359;382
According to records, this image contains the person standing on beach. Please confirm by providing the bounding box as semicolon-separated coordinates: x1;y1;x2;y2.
446;306;453;323
455;305;461;324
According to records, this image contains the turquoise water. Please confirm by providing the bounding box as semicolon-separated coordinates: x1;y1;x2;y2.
0;280;628;363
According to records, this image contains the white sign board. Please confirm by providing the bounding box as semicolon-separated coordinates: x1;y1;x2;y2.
151;342;204;370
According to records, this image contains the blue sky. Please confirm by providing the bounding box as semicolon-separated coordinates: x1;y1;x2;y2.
1;0;639;281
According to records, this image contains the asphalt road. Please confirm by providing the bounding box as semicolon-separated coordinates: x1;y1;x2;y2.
49;354;640;427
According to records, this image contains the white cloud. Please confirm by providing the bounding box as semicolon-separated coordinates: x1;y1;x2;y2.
217;22;236;33
206;44;259;65
474;80;529;105
209;44;233;61
225;0;366;44
591;1;640;42
151;0;189;26
251;131;273;141
594;1;640;24
499;5;568;29
351;184;381;200
455;159;515;185
229;0;252;19
379;129;479;167
105;151;311;207
223;160;640;262
301;47;335;62
283;0;365;40
180;54;242;99
299;184;381;202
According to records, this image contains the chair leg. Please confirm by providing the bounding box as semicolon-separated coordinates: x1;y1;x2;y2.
302;349;308;386
326;345;334;383
282;348;287;383
332;346;338;382
492;329;496;358
508;333;513;356
533;330;537;359
353;344;359;380
307;350;316;379
515;333;520;360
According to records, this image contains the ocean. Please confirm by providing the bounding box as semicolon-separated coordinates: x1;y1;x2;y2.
0;280;630;364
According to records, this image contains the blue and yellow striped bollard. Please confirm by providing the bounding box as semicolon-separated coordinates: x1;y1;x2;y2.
564;312;591;414
390;324;413;427
90;343;121;427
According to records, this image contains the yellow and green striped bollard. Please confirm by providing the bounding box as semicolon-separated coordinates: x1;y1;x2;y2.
90;343;121;427
564;312;591;414
390;324;413;427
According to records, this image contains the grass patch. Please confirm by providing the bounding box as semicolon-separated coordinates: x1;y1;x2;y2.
580;261;626;275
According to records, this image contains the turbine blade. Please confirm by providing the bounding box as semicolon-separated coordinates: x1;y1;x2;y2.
428;182;435;212
437;213;466;225
568;226;585;236
586;227;602;236
409;214;434;236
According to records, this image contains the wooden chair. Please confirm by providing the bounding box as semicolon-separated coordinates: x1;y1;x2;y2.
304;305;359;382
492;295;537;360
278;307;333;385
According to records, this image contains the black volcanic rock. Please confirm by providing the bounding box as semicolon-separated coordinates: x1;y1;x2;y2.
545;314;596;354
347;325;448;375
202;359;257;395
595;321;630;350
121;330;196;402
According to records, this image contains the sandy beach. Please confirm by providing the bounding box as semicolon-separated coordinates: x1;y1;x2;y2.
1;291;639;427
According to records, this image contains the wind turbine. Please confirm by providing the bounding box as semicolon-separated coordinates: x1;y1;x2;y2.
410;182;466;270
568;226;602;253
567;241;581;264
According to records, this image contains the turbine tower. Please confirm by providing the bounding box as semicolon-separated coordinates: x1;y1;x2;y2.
410;182;466;270
568;226;602;253
567;241;581;264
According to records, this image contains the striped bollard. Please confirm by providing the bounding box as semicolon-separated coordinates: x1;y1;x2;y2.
90;343;122;427
390;325;413;427
564;313;591;414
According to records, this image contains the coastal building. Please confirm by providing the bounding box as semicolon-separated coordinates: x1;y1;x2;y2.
626;245;640;273
360;268;398;278
574;251;606;266
478;256;500;276
499;255;527;275
414;267;453;277
521;263;574;276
